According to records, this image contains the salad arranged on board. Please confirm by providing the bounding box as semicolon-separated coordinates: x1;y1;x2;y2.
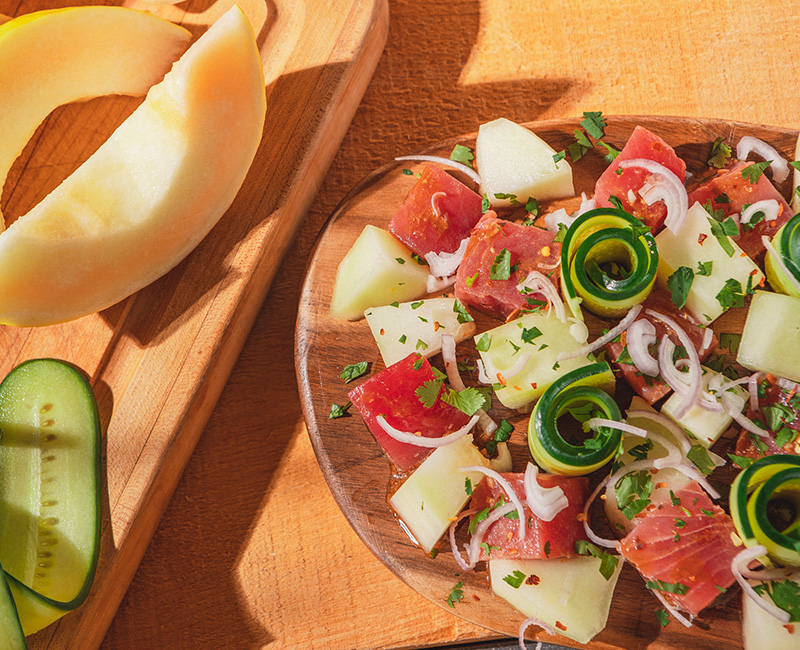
327;113;800;650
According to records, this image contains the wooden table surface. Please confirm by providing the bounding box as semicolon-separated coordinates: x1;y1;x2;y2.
98;2;800;649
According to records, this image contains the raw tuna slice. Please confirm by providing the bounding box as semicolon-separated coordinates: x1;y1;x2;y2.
468;472;588;561
619;481;739;618
348;353;471;472
688;161;793;259
454;212;561;320
604;289;717;404
389;164;484;258
594;126;687;233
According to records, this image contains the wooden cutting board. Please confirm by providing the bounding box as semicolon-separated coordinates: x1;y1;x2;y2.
0;0;388;648
296;115;798;650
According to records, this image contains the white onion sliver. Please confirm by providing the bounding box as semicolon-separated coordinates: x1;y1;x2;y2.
441;334;498;434
426;274;456;293
626;409;692;455
575;192;597;217
567;316;589;343
584;473;623;550
740;199;780;227
777;377;800;392
448;509;475;571
763;235;800;295
395;154;481;184
748;372;763;413
476;354;531;386
586;417;649;438
544;208;576;233
518;271;566;323
376;414;479;448
523;463;569;522
647;309;702;420
650;588;694;628
737;136;790;183
518;617;556;650
460;466;527;541
556;304;642;362
700;326;714;355
719;375;769;437
424;237;469;278
619;159;688;234
466;501;518;566
732;545;791;624
627;318;659;376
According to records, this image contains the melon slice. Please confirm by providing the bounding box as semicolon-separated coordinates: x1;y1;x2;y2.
0;6;191;227
0;6;266;326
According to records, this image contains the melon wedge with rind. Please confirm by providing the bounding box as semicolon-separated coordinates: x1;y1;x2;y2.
0;5;266;327
0;6;191;228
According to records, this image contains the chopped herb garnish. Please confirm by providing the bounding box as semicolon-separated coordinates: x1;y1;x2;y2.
521;326;543;343
416;339;429;351
465;271;479;287
687;444;716;476
399;334;407;344
708;137;732;168
485;419;513;455
656;609;670;627
598;140;621;163
476;333;492;352
575;540;619;580
719;332;741;355
340;361;369;383
441;386;488;416
401;168;413;176
609;195;624;210
329;401;351;419
544;541;551;557
646;579;690;595
666;266;694;309
716;278;745;311
525;197;540;215
616;470;653;520
741;160;771;184
728;453;755;469
481;193;490;213
581;110;607;139
453;299;474;324
503;570;527;589
411;301;424;309
553;223;569;243
446;581;465;608
450;144;475;168
707;216;737;257
416;379;442;408
697;260;713;276
465;477;473;496
553;150;566;165
490;248;513;280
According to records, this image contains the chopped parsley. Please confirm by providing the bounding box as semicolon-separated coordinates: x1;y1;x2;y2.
446;581;465;608
340;361;369;383
609;195;624;210
453;299;474;324
666;266;694;309
465;477;473;496
490;248;513;280
728;453;755;469
575;540;620;580
697;260;713;276
476;333;492;352
707;137;732;168
656;609;670;627
553;150;567;165
616;470;653;520
741;160;771;184
706;216;738;257
521;326;543;343
450;144;475;168
525;197;540;215
687;444;716;476
719;332;741;355
646;579;690;595
485;419;513;455
481;193;490;213
716;278;745;311
329;401;351;419
503;570;527;589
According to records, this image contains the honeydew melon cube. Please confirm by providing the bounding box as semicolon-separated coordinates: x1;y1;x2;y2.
655;202;764;324
490;556;622;645
476;118;574;208
743;574;800;650
388;434;489;553
661;366;746;448
330;225;429;320
364;297;476;367
738;290;800;382
476;311;611;411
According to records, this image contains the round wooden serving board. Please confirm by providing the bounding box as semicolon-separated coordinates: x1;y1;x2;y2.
296;116;798;650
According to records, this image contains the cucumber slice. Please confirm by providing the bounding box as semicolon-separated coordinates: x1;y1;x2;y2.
0;359;101;635
0;561;26;649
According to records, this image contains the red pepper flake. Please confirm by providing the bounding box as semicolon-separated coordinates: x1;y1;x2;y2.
759;276;766;287
740;252;748;257
496;373;507;386
770;220;777;227
655;482;667;489
749;269;758;276
434;321;441;332
513;385;522;391
379;328;385;336
530;382;538;389
576;513;587;522
525;574;541;586
698;233;708;245
785;624;796;634
472;594;481;602
555;621;567;631
767;373;777;384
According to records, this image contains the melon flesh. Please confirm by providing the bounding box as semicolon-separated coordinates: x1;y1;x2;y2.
0;6;266;326
0;6;191;227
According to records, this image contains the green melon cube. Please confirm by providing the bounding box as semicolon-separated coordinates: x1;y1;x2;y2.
738;290;800;382
655;202;763;324
330;225;429;320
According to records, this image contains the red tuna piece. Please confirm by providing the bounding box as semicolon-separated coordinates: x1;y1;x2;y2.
468;471;588;561
688;161;793;259
348;353;470;472
594;126;687;233
619;481;739;618
389;164;484;257
454;212;561;320
605;289;717;404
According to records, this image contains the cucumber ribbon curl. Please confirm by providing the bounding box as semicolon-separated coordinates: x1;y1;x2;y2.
765;213;800;298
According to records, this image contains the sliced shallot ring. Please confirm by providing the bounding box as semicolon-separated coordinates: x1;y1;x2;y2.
626;409;692;455
719;375;769;437
518;617;556;650
586;417;649;438
430;191;446;219
732;545;791;624
461;466;526;541
544;207;575;233
424;237;469;278
618;158;688;234
627;318;659;376
448;509;476;571
647;309;702;419
700;326;714;355
376;414;479;447
426;274;456;293
476;354;531;386
737;136;790;183
466;501;517;566
777;377;799;392
748;372;763;413
517;271;566;323
763;235;800;295
556;303;642;361
740;199;780;227
523;463;569;522
395;154;482;185
584;472;622;550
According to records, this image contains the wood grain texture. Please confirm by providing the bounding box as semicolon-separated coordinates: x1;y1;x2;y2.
0;0;388;648
295;116;795;650
96;2;800;650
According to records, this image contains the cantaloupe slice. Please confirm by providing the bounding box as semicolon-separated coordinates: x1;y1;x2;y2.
0;6;266;326
0;6;191;228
